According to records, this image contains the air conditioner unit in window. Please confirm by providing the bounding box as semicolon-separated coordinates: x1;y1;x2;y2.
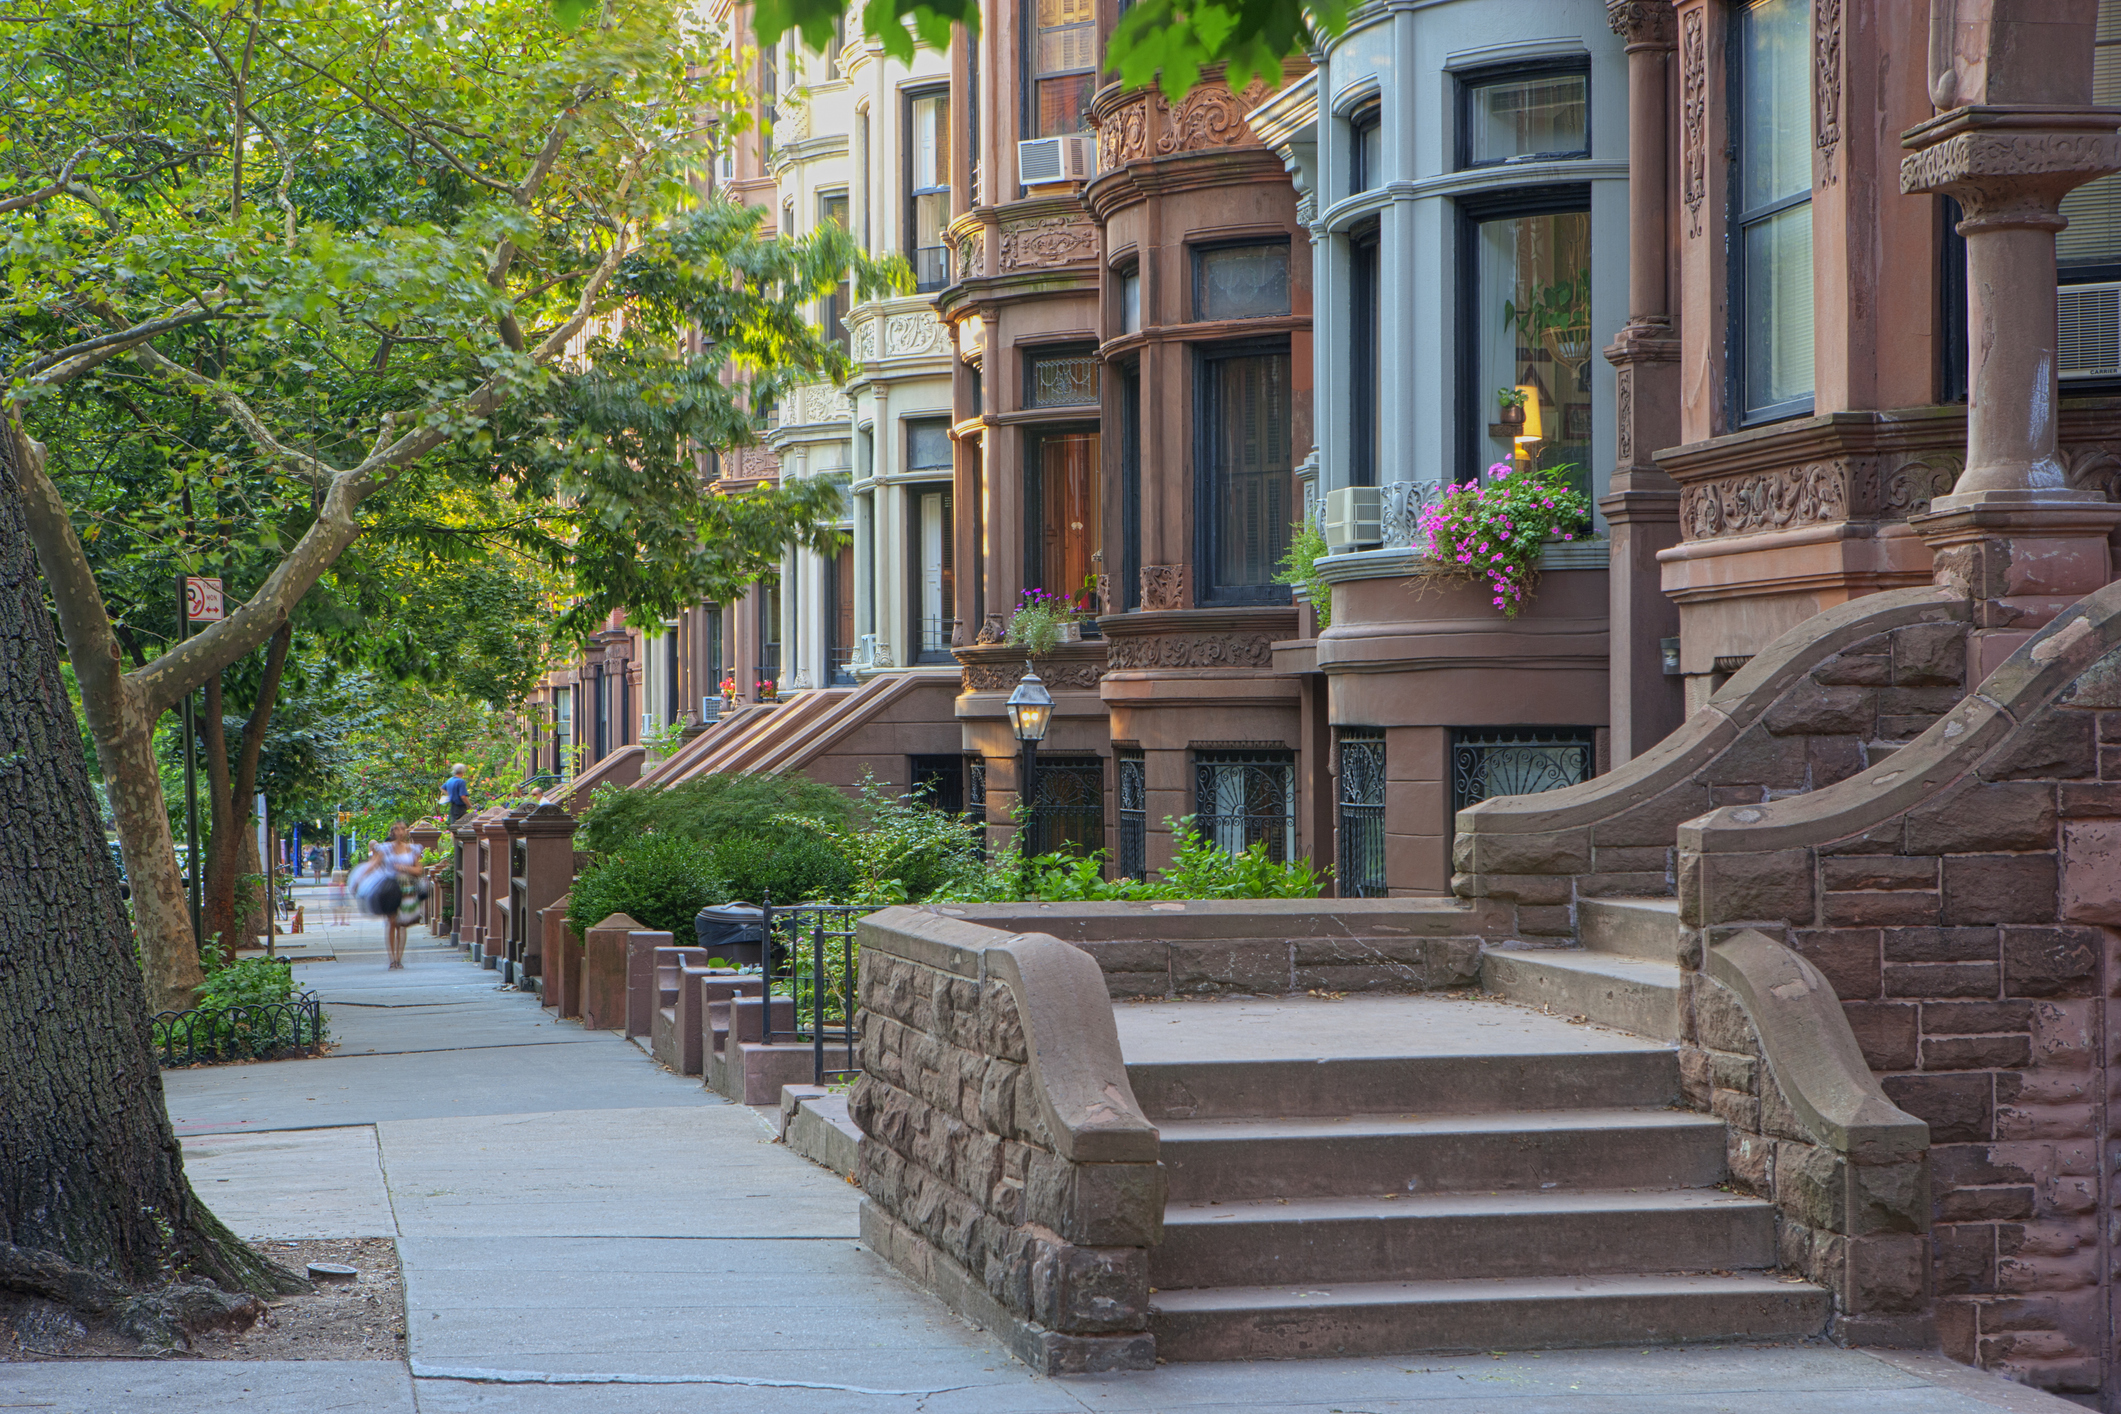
2059;280;2121;379
1323;486;1382;551
699;695;721;724
1017;134;1092;186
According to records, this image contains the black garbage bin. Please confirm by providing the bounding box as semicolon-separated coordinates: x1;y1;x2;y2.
693;902;765;966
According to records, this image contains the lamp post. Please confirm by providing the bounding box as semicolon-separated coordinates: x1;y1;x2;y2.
1006;669;1053;858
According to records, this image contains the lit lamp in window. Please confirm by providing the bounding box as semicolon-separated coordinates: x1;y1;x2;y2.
1006;669;1054;853
1512;384;1543;464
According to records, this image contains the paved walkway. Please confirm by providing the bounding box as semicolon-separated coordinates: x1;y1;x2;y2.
3;932;2085;1411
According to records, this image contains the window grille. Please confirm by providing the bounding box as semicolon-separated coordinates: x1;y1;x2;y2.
1193;750;1295;862
1027;756;1104;858
1117;749;1146;879
1450;728;1594;813
1028;351;1100;407
1337;730;1387;898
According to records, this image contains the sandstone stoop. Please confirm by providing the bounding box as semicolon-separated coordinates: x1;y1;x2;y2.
1479;896;1683;1039
1130;1021;1828;1360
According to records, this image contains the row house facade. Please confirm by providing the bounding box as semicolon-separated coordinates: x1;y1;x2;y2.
539;0;2121;911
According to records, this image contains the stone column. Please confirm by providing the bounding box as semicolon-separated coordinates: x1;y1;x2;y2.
450;815;478;947
477;809;513;970
409;824;444;935
514;801;578;985
1901;4;2121;680
1602;0;1685;764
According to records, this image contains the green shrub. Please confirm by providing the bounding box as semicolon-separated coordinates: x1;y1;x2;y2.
837;776;983;903
567;833;730;935
153;955;329;1063
705;821;856;906
931;815;1328;903
574;772;851;856
1275;519;1333;629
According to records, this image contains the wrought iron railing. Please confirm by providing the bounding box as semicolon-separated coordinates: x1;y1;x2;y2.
153;993;326;1067
758;901;867;1086
1450;727;1595;813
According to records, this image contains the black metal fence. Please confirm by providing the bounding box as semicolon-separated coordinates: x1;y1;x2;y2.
1449;727;1596;813
1194;750;1296;862
758;901;866;1085
153;994;326;1067
1336;730;1388;897
1116;749;1146;879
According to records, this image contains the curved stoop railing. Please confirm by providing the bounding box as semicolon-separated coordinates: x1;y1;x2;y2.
1453;587;1974;939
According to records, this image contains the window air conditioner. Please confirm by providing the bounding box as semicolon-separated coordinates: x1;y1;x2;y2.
699;695;721;724
2059;281;2121;379
1323;486;1382;551
1018;135;1092;186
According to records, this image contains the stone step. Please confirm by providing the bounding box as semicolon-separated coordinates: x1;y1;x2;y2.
1153;1188;1776;1290
1578;896;1681;962
1149;1272;1829;1362
1479;947;1681;1040
1156;1108;1727;1203
1126;1048;1678;1123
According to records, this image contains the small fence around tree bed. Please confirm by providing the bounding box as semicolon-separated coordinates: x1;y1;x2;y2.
758;901;863;1086
152;993;327;1067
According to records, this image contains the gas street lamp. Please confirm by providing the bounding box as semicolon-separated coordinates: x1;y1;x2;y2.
1006;670;1053;854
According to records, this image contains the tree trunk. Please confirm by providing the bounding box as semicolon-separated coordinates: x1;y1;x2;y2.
0;419;300;1300
199;623;290;955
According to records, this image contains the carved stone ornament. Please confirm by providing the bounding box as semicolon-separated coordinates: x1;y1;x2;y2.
799;381;851;424
1900;131;2121;225
997;214;1096;271
1615;366;1636;467
851;319;877;361
883;311;950;358
1813;0;1841;186
952;227;983;282
1139;564;1188;612
1106;633;1275;671
1094;79;1274;171
975;613;1007;645
1605;0;1676;45
961;658;1103;692
1677;456;1964;541
1680;9;1706;238
2064;445;2121;501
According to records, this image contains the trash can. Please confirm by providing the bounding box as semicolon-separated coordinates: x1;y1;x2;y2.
693;902;765;966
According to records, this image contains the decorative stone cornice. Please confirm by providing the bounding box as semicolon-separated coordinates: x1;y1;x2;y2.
1899;107;2121;228
997;211;1097;271
1606;0;1675;46
955;641;1108;693
1090;74;1280;174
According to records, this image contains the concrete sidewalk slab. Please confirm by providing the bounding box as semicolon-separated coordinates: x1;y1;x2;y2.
0;1360;416;1413
182;1126;395;1238
376;1107;859;1239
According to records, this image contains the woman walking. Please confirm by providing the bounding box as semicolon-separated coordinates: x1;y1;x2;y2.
364;822;427;969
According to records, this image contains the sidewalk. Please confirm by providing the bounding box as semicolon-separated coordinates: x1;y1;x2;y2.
3;936;2084;1412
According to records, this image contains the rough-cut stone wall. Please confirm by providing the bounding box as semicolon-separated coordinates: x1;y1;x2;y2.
1679;586;2121;1406
1456;588;1974;938
851;909;1162;1374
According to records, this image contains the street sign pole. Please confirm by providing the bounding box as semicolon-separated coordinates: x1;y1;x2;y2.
177;573;202;949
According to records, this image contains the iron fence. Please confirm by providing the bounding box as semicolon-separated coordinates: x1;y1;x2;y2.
1337;730;1388;897
1194;750;1296;862
758;901;867;1086
153;993;326;1067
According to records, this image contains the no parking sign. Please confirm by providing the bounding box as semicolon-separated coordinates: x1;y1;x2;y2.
184;576;224;622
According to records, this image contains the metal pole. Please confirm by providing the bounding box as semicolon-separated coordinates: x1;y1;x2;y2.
177;574;202;948
263;794;275;959
811;916;825;1087
1020;738;1039;858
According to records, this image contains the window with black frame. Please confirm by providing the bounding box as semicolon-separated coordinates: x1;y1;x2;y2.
1119;360;1142;610
909;454;955;665
1195;242;1290;322
819;191;850;351
1198;344;1292;604
1459;64;1588;168
1028;0;1095;138
756;582;782;697
1116;749;1146;879
907;89;951;292
1349;223;1379;487
827;542;857;684
2057;0;2121;384
1350;100;1382;194
704;605;723;700
1337;729;1386;897
1465;193;1592;499
1731;0;1814;424
1194;750;1295;862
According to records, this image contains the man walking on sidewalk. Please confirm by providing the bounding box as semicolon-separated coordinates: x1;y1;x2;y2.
443;763;471;824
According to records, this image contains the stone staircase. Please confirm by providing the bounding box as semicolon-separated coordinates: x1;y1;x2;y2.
1124;988;1828;1361
1481;896;1684;1038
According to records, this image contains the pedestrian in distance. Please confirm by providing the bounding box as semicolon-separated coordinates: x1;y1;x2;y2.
443;763;471;824
350;822;427;969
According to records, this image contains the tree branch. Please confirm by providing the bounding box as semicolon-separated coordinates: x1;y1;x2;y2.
0;135;123;214
7;410;128;732
16;301;223;383
128;343;336;485
262;35;516;194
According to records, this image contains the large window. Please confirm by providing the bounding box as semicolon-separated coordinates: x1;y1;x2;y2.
908;90;951;292
1027;429;1101;610
1350;101;1382;194
1119;360;1142;611
1195;243;1290;322
1029;0;1095;138
1194;750;1295;862
819;192;850;352
756;582;781;697
1460;66;1588;168
1466;197;1592;497
703;605;723;705
1349;224;1380;487
553;687;573;779
1732;0;1814;424
1198;347;1292;603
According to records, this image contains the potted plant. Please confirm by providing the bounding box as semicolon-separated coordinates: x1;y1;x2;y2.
1414;461;1593;617
1496;386;1528;428
1005;588;1076;657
